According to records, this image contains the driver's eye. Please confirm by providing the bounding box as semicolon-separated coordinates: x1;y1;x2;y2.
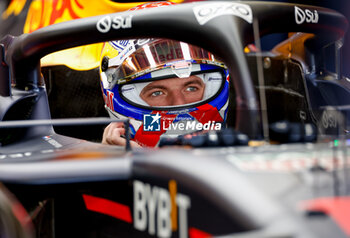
185;86;198;92
151;91;164;97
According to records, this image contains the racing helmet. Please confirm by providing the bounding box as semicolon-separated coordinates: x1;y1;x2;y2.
100;38;229;147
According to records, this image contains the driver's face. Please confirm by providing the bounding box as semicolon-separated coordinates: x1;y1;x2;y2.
140;75;205;106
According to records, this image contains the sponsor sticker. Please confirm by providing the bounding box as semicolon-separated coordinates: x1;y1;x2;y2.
193;2;253;25
109;41;136;67
294;6;318;25
97;15;133;33
42;136;62;148
104;91;115;112
133;180;191;237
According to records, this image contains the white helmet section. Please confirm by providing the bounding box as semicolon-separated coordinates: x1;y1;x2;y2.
121;82;150;106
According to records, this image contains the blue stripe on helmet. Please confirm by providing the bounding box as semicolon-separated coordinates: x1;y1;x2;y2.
199;64;223;71
132;73;152;81
209;80;229;110
129;123;136;138
112;85;152;121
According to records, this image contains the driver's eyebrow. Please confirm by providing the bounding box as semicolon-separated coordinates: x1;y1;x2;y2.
183;78;204;87
141;84;167;94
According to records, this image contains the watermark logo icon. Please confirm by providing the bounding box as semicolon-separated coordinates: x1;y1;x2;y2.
143;113;161;131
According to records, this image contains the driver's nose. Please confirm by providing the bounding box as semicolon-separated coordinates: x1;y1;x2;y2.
170;91;186;106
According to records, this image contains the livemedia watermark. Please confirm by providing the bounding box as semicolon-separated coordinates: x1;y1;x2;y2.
143;113;222;133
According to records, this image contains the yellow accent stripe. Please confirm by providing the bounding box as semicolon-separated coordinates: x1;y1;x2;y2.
169;179;178;231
